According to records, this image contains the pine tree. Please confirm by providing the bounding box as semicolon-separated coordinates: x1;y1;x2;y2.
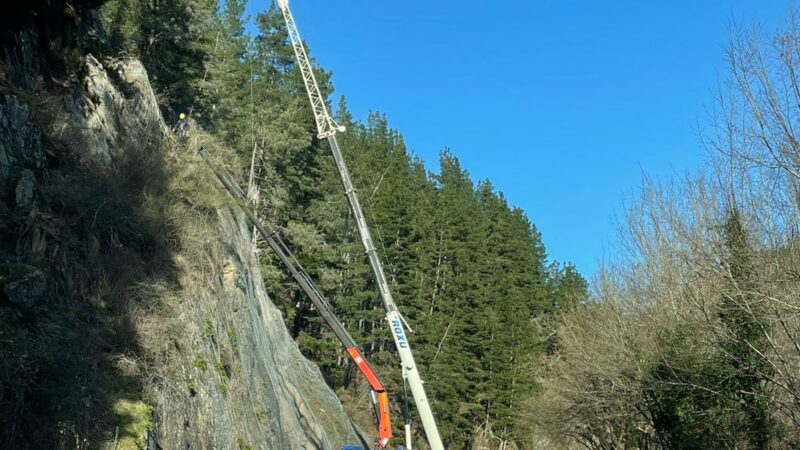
101;0;218;115
141;0;217;114
194;0;251;145
548;262;588;313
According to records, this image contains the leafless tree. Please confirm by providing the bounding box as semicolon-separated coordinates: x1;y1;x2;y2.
526;10;800;449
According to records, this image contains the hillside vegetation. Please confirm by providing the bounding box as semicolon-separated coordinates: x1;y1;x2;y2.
13;1;799;449
0;0;587;448
526;16;800;450
94;2;800;448
99;0;584;448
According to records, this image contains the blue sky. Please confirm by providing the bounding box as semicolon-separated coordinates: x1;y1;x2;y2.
247;0;791;276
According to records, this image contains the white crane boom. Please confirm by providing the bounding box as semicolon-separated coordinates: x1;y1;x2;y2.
276;1;445;449
278;0;343;139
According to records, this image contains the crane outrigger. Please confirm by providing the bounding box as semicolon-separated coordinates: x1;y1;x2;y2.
276;1;446;449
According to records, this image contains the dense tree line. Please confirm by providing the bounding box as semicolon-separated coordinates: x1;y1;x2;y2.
98;1;585;448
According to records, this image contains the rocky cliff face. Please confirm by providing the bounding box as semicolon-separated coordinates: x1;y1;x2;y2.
0;26;367;450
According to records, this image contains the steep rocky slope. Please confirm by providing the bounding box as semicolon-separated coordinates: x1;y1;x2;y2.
0;23;367;450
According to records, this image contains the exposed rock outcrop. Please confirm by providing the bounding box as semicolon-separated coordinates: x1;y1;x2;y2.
3;265;46;308
150;203;367;449
0;95;43;190
0;28;367;450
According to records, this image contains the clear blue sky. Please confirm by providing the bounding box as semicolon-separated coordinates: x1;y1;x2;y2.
247;0;791;276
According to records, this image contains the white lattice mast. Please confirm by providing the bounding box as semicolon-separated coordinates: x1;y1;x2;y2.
278;0;344;139
276;1;445;449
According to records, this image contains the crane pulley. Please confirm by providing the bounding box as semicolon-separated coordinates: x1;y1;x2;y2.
276;1;446;449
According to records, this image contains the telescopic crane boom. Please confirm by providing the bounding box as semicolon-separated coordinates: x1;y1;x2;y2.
198;147;393;449
276;2;446;449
